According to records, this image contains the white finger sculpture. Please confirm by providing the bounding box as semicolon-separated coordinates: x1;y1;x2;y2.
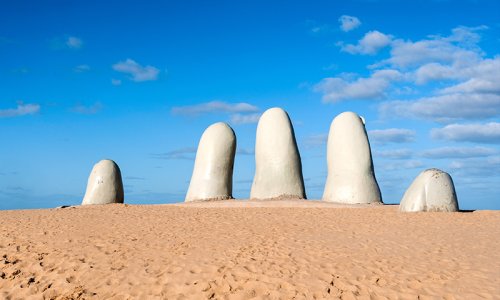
82;159;124;205
323;112;382;204
185;122;236;202
399;168;459;212
250;107;306;200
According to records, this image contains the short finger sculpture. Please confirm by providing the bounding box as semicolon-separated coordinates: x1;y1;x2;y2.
250;107;306;199
399;168;459;212
185;122;236;202
323;112;382;204
82;159;124;205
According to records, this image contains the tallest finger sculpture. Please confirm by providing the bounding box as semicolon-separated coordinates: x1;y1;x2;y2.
250;107;306;200
323;112;382;204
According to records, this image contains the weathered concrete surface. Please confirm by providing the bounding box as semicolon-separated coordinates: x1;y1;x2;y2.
82;159;124;205
323;112;382;204
185;122;236;202
251;107;306;200
400;168;459;212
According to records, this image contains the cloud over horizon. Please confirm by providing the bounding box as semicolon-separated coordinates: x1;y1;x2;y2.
431;122;500;144
421;146;497;159
317;26;499;123
379;93;500;123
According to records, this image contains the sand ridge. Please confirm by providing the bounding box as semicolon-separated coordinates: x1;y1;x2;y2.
0;201;499;299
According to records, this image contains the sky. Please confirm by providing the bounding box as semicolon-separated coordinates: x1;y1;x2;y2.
1;0;499;210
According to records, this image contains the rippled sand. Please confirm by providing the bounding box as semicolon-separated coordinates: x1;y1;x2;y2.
1;200;499;299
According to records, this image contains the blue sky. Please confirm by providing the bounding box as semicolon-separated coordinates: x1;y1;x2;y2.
1;0;499;210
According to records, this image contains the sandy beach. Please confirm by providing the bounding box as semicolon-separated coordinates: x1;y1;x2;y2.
1;200;499;299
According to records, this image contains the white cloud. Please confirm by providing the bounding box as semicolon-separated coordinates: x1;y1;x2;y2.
321;25;500;127
414;63;457;85
445;25;487;45
443;78;500;95
66;36;83;49
421;146;497;159
112;59;160;82
325;25;496;107
314;69;403;102
368;128;416;144
340;30;392;55
71;102;102;114
111;79;122;86
431;122;500;144
411;55;499;92
376;26;485;69
73;64;90;72
449;156;500;177
338;15;361;32
378;54;500;123
0;102;40;118
379;93;500;123
439;57;500;94
230;113;261;125
381;38;475;69
172;101;259;116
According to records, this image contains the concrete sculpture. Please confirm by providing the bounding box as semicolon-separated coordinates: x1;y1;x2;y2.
82;159;124;205
399;168;459;212
323;112;382;204
250;107;306;199
185;122;236;202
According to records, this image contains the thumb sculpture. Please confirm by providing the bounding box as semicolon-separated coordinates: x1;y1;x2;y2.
82;159;124;205
185;122;236;202
323;112;382;204
250;107;306;200
399;168;459;212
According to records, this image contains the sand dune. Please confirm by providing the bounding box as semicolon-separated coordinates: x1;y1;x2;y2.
1;200;499;299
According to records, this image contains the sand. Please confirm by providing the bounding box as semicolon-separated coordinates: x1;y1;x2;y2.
0;200;499;299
